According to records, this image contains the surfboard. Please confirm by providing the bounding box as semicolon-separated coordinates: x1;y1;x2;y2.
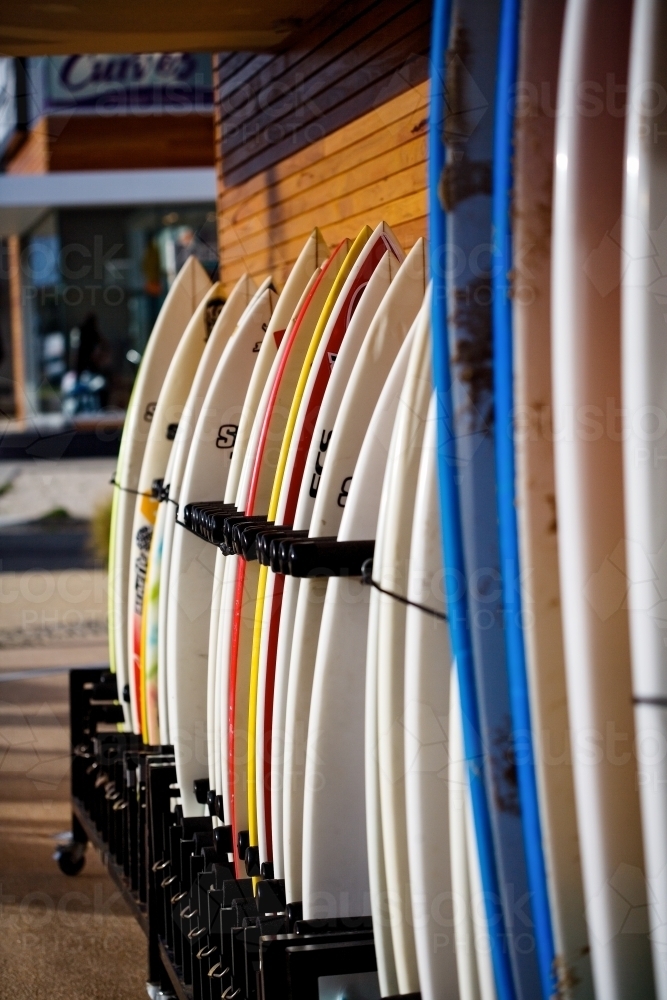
449;661;493;1000
155;274;265;748
142;276;253;744
138;280;227;742
257;245;404;872
207;548;225;817
168;283;277;817
214;263;327;835
623;3;667;995
247;222;404;870
142;442;177;744
109;255;210;729
300;305;421;934
126;281;225;735
374;295;432;994
150;274;258;744
364;365;409;999
209;230;330;814
493;1;560;995
428;1;524;996
508;0;592;995
401;389;460;1000
461;726;498;1000
552;0;654;996
283;239;427;908
164;274;275;759
225;236;353;871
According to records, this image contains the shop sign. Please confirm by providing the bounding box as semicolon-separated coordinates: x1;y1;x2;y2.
36;53;213;113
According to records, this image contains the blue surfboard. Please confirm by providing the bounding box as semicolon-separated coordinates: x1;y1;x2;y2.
491;0;557;997
429;1;542;998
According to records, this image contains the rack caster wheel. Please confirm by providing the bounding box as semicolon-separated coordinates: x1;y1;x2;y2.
54;841;86;876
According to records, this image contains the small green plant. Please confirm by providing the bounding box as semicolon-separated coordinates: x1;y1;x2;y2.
90;497;113;566
39;506;71;521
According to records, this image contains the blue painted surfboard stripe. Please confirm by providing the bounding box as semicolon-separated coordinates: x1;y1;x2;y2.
428;2;517;998
432;2;543;997
491;0;556;995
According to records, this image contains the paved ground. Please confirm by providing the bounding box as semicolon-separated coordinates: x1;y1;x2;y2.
0;457;148;999
0;668;147;1000
0;457;115;526
0;569;109;666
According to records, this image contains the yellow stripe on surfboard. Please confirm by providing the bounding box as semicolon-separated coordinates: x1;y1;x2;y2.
246;226;372;871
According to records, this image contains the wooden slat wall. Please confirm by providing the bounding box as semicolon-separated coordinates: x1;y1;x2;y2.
214;0;430;290
216;0;429;187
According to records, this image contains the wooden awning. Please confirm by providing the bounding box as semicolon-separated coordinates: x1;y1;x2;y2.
0;0;327;55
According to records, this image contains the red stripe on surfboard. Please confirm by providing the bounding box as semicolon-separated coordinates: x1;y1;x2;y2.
262;572;284;858
228;557;246;876
132;613;143;738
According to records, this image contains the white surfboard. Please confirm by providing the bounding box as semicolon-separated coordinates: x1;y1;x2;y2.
365;398;404;1000
459;695;498;1000
272;245;418;880
156;275;265;748
271;577;299;881
246;224;400;864
213;265;326;834
228;231;331;518
168;284;277;816
213;236;338;836
249;223;403;866
206;549;225;816
283;240;427;906
512;0;592;994
148;276;254;743
449;666;488;1000
126;281;225;735
153;274;258;742
300;310;421;923
403;392;460;1000
226;237;353;870
144;282;228;743
623;1;667;995
210;230;330;813
258;247;404;870
374;297;432;995
552;0;654;995
109;255;210;728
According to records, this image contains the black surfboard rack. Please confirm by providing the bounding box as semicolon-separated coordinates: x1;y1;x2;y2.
61;667;381;1000
178;504;376;580
283;537;375;577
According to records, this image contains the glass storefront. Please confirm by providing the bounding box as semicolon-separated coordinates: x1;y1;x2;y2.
18;203;217;415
